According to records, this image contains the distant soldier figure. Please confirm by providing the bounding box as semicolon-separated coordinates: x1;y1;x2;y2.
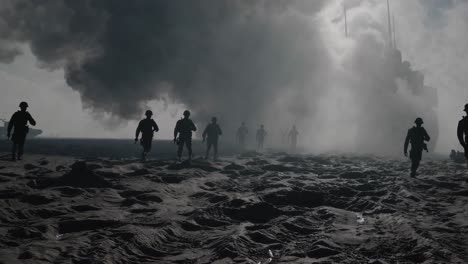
457;103;468;161
288;125;299;151
450;150;457;161
202;117;222;160
7;101;37;161
236;122;248;148
256;125;267;150
404;117;430;177
135;110;159;161
174;110;197;162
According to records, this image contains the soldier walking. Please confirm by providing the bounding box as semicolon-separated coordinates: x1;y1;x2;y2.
404;117;430;177
457;104;468;161
7;102;37;161
135;110;159;161
202;117;222;160
174;110;197;162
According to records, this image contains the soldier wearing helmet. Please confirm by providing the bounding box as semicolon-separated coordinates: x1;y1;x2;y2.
236;122;248;149
404;117;431;177
256;124;267;150
457;103;468;160
202;117;222;160
135;110;159;161
7;101;37;161
288;125;299;152
174;110;197;162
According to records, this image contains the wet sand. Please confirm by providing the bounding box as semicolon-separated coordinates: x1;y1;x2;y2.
0;152;467;263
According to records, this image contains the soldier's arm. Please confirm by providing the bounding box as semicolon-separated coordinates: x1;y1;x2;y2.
27;113;36;126
458;121;465;147
7;113;15;136
135;121;142;140
404;130;410;153
423;128;430;141
202;125;208;140
174;122;179;139
152;120;159;132
191;121;197;131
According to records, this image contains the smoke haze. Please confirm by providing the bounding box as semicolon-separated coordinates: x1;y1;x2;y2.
0;0;467;154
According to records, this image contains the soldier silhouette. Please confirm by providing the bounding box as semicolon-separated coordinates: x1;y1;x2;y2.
174;110;197;162
135;110;159;161
288;125;299;151
202;117;222;160
7;102;36;161
236;122;248;149
404;117;430;177
457;103;468;161
256;125;267;150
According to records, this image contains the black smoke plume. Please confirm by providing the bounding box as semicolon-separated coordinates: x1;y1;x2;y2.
0;0;328;124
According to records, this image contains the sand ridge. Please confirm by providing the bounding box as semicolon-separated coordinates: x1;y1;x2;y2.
0;153;467;263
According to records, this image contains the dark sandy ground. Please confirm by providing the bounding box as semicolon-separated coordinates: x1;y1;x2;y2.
0;152;467;263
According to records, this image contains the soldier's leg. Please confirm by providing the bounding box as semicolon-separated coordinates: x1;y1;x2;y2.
177;139;184;160
410;159;420;176
143;142;150;161
11;142;17;161
187;138;193;160
213;140;218;159
17;136;26;160
410;149;422;176
205;141;212;159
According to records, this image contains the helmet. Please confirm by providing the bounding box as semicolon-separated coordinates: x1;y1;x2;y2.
414;117;423;124
19;101;28;108
464;104;468;112
183;110;191;117
145;110;153;116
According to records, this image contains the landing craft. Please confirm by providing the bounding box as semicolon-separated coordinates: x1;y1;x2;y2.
0;119;42;138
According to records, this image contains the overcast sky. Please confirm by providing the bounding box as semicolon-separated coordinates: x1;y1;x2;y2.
1;0;468;153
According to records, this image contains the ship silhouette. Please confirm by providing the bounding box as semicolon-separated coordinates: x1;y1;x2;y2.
344;0;439;153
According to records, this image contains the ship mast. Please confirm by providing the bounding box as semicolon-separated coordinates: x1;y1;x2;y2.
392;15;397;49
344;4;348;38
387;0;393;48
